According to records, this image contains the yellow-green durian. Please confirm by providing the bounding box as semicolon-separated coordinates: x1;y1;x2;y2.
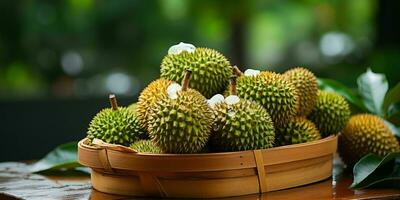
339;114;400;166
137;79;174;130
308;91;350;137
234;70;298;126
130;140;162;154
161;47;231;98
87;95;147;146
276;117;321;146
283;67;318;116
211;98;275;151
147;70;212;153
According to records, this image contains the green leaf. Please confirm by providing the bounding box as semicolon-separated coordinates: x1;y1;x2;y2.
357;68;388;117
383;120;400;138
350;152;400;189
317;78;366;111
384;82;400;118
30;141;88;174
350;154;382;188
356;176;400;189
387;103;400;125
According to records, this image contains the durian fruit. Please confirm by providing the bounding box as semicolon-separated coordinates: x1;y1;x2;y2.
160;43;232;98
137;79;174;130
339;114;400;166
308;91;350;137
233;67;298;126
130;140;163;154
283;67;318;116
87;94;147;146
147;69;212;153
128;103;137;111
210;76;275;151
276;117;321;146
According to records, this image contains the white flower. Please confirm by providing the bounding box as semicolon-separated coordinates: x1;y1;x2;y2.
225;95;240;105
168;42;196;55
167;83;182;99
207;94;225;107
244;69;261;77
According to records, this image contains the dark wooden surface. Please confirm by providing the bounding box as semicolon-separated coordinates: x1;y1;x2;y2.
1;160;400;200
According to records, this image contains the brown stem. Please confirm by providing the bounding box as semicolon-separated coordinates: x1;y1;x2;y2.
232;66;243;77
229;75;237;95
109;94;118;110
181;69;192;91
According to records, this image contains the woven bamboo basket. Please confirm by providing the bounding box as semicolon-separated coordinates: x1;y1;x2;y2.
78;135;338;198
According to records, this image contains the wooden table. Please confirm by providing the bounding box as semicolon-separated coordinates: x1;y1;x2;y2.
1;161;400;200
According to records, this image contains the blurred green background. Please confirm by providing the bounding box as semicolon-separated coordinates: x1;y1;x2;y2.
0;0;399;161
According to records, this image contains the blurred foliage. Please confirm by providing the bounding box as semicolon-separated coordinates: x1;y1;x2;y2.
0;0;398;99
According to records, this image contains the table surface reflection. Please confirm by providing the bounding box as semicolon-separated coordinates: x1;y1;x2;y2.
0;159;399;200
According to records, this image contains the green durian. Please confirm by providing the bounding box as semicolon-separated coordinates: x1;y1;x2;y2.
137;79;174;130
234;68;298;126
148;70;213;153
339;114;400;166
276;117;321;146
283;67;318;116
160;46;231;98
308;91;350;137
211;99;275;151
87;95;147;146
128;103;137;111
210;75;275;151
130;140;163;154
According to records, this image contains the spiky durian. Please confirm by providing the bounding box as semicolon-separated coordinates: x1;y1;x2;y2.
283;67;318;116
211;99;275;152
147;70;212;153
87;95;147;146
339;114;400;166
137;79;174;130
130;140;162;154
308;91;350;137
160;44;231;98
128;103;137;111
276;117;321;146
210;76;275;151
233;68;298;126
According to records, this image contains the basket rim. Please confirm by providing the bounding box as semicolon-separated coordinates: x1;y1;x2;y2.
78;134;338;157
78;135;337;173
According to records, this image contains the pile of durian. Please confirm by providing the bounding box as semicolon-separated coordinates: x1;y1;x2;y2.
86;43;400;164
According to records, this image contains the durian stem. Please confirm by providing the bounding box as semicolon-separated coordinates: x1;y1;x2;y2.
233;66;243;77
109;94;118;110
181;69;192;91
229;75;237;95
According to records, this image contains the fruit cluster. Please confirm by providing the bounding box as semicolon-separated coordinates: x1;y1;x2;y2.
86;43;399;163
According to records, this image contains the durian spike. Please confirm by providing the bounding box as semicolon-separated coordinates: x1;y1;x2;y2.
109;94;118;110
232;66;243;77
229;75;237;95
181;69;192;91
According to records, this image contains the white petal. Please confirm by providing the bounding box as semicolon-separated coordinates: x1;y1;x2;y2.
169;93;178;100
225;95;240;105
207;94;225;107
168;42;196;55
167;83;182;99
244;69;261;76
